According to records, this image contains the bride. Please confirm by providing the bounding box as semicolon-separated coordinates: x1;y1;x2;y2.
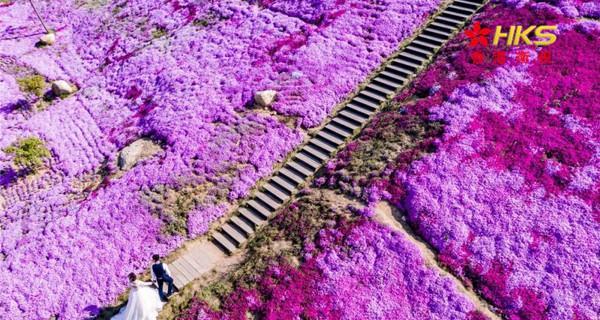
112;273;164;320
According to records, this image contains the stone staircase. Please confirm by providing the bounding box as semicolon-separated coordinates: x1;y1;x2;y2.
168;0;488;289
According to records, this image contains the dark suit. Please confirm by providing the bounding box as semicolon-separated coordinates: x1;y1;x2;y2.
152;262;174;300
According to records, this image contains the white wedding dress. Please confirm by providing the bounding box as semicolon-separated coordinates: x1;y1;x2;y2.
112;280;164;320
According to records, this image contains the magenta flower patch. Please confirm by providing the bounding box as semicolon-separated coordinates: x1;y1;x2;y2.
0;0;443;318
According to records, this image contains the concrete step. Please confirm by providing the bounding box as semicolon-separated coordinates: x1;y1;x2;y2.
279;167;305;184
405;45;434;56
317;130;345;145
385;64;413;76
412;39;439;50
332;116;360;131
379;71;407;86
169;261;190;287
453;0;479;10
417;34;445;44
373;75;403;88
271;175;299;193
447;4;475;15
360;88;388;101
302;144;330;160
345;103;373;122
339;109;368;123
423;27;452;39
346;103;374;117
230;215;255;235
180;252;203;273
255;191;282;210
247;199;273;218
213;231;237;254
324;123;353;138
176;256;199;282
221;222;247;244
286;160;314;177
392;58;421;70
399;51;428;64
430;21;456;32
170;265;189;286
295;152;322;169
366;83;395;95
262;181;291;202
353;95;381;109
172;275;186;290
309;137;337;153
443;8;470;19
437;14;464;25
239;207;267;227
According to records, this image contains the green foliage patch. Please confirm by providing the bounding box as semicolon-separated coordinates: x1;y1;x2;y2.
4;137;51;172
16;75;47;97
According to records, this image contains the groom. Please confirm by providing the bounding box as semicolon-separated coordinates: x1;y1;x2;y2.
151;254;175;301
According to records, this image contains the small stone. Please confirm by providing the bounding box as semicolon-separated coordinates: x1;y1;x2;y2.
39;33;56;45
254;90;277;107
118;139;162;171
51;80;76;96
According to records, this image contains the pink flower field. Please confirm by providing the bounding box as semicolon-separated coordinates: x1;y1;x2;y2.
0;0;445;318
180;196;487;319
317;0;600;319
1;0;599;319
182;0;599;319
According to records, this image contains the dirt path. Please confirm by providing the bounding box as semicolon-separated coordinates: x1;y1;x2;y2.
373;201;501;320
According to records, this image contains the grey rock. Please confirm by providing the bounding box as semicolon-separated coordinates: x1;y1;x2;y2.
118;139;162;171
254;90;277;107
51;80;76;96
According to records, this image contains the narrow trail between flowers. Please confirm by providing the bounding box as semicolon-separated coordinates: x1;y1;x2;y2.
164;0;489;291
373;201;502;320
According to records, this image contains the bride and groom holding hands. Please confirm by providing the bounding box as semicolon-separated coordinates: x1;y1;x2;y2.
112;254;178;320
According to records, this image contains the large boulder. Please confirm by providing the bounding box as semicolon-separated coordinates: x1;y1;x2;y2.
254;90;277;107
118;139;162;171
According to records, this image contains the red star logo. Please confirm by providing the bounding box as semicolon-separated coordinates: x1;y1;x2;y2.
465;22;491;47
470;51;485;64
